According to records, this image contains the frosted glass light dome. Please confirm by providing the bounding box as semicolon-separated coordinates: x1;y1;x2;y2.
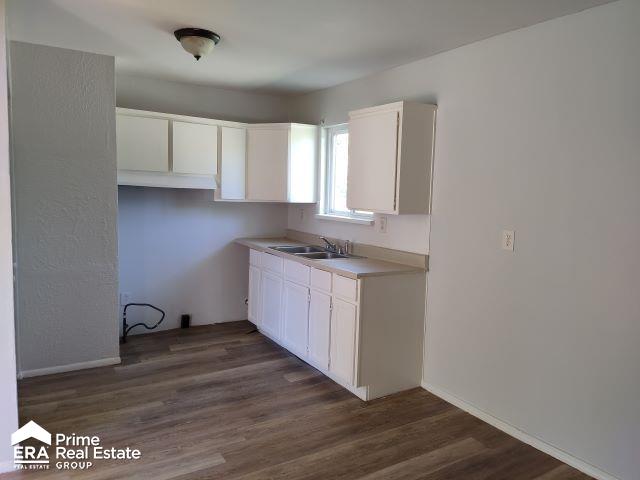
174;28;220;61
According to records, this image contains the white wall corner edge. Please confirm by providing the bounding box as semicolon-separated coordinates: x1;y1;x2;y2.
0;460;16;474
18;356;122;379
420;381;620;480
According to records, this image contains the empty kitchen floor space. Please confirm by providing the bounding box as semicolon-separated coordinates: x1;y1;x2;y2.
10;323;591;480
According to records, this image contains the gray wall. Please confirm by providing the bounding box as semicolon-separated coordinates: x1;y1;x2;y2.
289;1;640;479
0;0;19;472
117;74;290;123
116;75;290;335
118;188;287;332
10;42;119;373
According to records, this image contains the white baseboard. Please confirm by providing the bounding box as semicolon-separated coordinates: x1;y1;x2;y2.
421;381;619;480
18;356;121;379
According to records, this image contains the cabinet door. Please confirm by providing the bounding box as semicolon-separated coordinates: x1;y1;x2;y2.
220;126;246;199
248;265;261;325
282;281;310;358
288;125;317;203
247;128;288;201
329;298;358;385
347;110;399;213
308;290;331;370
116;114;169;172
260;270;283;340
172;121;218;175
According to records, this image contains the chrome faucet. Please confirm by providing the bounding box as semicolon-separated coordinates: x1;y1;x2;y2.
340;240;351;255
320;236;338;253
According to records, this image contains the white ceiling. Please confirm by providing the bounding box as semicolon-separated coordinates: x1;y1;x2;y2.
7;0;614;95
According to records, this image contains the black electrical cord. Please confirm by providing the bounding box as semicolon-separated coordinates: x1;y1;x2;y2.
121;303;165;343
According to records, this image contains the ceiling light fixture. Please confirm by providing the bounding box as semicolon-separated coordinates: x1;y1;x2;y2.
174;28;220;61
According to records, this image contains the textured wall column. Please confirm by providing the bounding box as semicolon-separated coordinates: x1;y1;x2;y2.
10;41;119;373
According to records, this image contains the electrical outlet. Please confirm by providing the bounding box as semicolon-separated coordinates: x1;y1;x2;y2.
120;292;131;306
502;230;515;251
299;207;305;222
377;215;388;233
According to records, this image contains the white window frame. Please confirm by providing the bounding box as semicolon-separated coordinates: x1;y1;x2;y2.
317;124;373;225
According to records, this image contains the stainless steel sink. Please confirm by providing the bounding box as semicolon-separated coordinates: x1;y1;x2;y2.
297;251;349;260
271;245;325;254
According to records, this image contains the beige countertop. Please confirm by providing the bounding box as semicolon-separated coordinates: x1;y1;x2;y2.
235;237;425;279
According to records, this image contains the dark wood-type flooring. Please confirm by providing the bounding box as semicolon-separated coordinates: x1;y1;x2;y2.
5;321;592;479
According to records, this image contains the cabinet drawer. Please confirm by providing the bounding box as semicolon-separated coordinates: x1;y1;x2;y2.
311;268;332;292
262;253;283;275
333;275;358;302
284;259;310;285
249;249;262;267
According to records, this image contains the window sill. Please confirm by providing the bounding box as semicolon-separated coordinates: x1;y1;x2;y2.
315;213;374;226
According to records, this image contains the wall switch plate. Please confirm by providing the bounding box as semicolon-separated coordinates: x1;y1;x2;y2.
377;215;388;233
502;230;515;251
120;292;131;306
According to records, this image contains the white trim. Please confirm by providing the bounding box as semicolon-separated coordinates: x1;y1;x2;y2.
421;381;620;480
18;357;121;379
323;123;348;216
118;171;216;190
315;213;374;226
348;101;405;119
116;107;247;129
320;124;374;222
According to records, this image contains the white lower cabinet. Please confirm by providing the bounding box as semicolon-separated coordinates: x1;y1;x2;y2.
260;270;283;340
329;298;358;385
308;290;331;371
246;249;426;401
248;265;261;325
282;281;310;358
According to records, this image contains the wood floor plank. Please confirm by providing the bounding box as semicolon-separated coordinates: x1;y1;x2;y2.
354;437;488;480
3;321;593;480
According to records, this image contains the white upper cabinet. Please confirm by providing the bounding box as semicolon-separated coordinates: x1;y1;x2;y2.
246;124;317;203
347;101;436;214
172;121;218;175
347;109;397;213
219;126;247;200
288;125;317;203
116;109;317;199
116;109;222;189
116;114;169;172
247;126;288;201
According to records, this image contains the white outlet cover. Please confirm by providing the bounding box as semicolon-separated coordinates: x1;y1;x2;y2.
377;215;388;233
119;292;131;306
502;230;515;251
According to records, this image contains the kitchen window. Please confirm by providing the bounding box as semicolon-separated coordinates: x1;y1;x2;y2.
318;124;373;224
